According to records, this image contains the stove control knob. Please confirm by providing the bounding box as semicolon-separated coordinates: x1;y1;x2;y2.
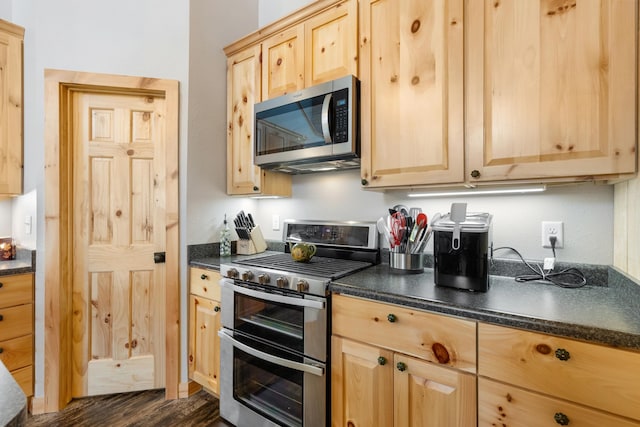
241;271;254;281
296;280;309;293
276;277;289;288
258;274;270;285
226;268;239;279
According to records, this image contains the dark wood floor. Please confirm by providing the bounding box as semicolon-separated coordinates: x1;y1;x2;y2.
26;389;233;427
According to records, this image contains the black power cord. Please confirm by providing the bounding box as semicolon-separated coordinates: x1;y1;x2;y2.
492;239;587;288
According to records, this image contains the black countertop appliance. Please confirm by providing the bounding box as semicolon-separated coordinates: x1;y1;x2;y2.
432;205;492;292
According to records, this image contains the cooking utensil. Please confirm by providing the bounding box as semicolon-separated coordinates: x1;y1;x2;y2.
409;213;427;243
390;212;406;251
377;217;394;248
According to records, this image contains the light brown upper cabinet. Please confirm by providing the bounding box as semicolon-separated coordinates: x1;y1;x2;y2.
262;0;358;100
465;0;637;183
359;0;465;188
226;45;291;196
0;20;24;195
225;0;357;196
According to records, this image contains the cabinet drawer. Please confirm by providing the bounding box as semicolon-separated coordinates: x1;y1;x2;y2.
11;365;33;397
479;323;640;421
332;294;476;373
0;274;33;308
190;268;221;301
0;303;32;342
0;334;32;371
479;377;640;427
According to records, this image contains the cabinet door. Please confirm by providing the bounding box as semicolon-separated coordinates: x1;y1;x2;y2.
466;0;637;182
0;21;24;195
227;45;291;197
394;354;476;427
331;336;393;427
359;0;464;188
262;26;304;99
188;295;221;395
305;0;358;87
479;377;640;427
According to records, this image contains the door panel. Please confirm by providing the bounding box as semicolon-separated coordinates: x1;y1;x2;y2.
72;92;166;396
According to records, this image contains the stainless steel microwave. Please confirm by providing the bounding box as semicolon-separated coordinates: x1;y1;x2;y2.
254;75;359;174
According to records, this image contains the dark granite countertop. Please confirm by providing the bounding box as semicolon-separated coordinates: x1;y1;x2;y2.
0;249;35;276
0;360;26;427
188;245;640;352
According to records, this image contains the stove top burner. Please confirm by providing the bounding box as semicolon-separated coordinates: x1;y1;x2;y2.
234;253;372;280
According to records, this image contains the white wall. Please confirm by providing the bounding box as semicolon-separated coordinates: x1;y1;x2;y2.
256;171;614;265
259;0;313;27
0;199;11;236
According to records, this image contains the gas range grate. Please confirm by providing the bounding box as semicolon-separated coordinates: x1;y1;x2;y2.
234;253;371;280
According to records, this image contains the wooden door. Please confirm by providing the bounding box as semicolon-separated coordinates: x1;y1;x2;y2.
262;26;305;99
304;0;358;87
466;0;637;182
72;91;167;396
188;295;221;395
394;354;476;427
359;0;465;188
0;20;24;195
331;336;393;427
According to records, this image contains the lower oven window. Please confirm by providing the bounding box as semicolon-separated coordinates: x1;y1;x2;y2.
234;286;304;354
234;335;303;427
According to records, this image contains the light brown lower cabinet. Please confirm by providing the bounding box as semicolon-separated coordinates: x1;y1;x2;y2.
0;273;34;397
188;268;222;395
331;294;476;427
478;323;640;426
479;377;640;427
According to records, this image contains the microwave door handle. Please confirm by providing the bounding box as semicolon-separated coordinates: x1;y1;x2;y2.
219;329;325;377
221;279;325;310
321;93;333;143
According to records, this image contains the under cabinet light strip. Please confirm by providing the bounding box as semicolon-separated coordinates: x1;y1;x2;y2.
408;185;547;198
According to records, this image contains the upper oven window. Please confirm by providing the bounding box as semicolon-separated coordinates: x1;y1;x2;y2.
234;287;304;355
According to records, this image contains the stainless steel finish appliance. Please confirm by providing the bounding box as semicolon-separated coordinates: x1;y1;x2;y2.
432;212;493;292
219;220;378;427
254;75;360;174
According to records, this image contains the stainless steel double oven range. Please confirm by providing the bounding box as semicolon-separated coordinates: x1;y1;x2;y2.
219;220;379;427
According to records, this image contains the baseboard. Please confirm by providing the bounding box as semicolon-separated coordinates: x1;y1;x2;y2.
30;396;46;415
178;380;202;398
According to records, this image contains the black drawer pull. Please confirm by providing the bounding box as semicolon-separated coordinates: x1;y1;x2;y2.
555;348;571;361
201;274;208;280
0;282;3;288
0;314;3;321
554;412;569;425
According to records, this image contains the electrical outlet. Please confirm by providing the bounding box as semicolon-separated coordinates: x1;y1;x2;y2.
272;214;280;231
541;221;564;248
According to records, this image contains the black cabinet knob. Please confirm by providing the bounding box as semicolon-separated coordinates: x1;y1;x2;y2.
0;314;3;321
396;362;407;372
554;412;570;425
200;274;208;280
0;282;3;288
387;314;397;323
470;169;481;178
253;186;259;192
555;348;571;361
214;306;221;313
377;356;387;366
361;178;368;186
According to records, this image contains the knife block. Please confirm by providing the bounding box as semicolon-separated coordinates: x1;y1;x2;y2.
237;225;267;255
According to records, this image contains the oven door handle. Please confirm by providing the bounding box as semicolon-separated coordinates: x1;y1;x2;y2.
221;279;325;310
219;329;325;377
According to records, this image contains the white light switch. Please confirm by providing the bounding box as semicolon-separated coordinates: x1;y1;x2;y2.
24;215;32;235
272;214;280;231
